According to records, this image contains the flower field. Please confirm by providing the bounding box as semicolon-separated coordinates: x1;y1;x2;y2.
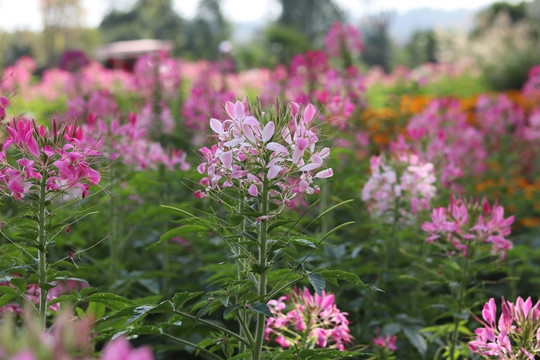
1;24;540;360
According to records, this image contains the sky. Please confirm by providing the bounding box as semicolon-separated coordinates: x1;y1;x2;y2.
0;0;524;32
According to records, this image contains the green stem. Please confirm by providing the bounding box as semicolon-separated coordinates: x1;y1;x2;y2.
449;250;470;360
237;202;247;355
163;333;225;360
252;177;269;360
174;310;251;348
37;175;48;327
109;167;118;283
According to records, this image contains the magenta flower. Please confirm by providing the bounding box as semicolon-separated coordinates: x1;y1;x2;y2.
361;153;436;224
469;297;540;359
101;337;154;360
373;333;397;351
421;196;514;258
0;118;101;200
324;22;364;59
196;100;333;215
265;288;352;350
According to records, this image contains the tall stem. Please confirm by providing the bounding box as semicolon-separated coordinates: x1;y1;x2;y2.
37;175;48;327
252;177;269;360
449;249;470;360
109;166;118;282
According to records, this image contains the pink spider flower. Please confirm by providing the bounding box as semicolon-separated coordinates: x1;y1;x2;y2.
196;100;333;215
469;297;540;359
372;331;397;351
265;288;352;350
324;22;364;59
0;117;101;201
421;196;514;258
361;153;436;224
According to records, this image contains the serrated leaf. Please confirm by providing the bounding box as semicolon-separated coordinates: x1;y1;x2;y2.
125;305;155;325
293;239;317;248
223;304;241;318
249;302;274;318
10;278;26;293
308;273;325;296
194;301;212;325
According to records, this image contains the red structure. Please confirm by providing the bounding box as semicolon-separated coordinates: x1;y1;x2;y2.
95;39;173;72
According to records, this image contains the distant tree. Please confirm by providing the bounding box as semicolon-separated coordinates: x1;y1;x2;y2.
183;0;231;60
472;1;528;36
99;0;185;53
403;30;437;68
276;0;344;44
41;0;84;66
264;24;312;65
361;12;394;72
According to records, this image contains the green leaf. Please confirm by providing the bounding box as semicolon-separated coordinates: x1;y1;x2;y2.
0;293;17;307
84;292;135;308
194;301;212;325
293;239;317;248
308;273;325;296
403;327;427;355
10;278;27;293
125;305;155;325
80;287;98;297
0;286;19;296
39;282;56;291
248;302;274;318
223;304;241;318
172;291;203;309
160;225;208;242
48;294;78;306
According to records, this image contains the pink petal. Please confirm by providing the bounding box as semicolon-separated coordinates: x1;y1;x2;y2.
262;121;275;142
315;168;333;178
210;118;223;134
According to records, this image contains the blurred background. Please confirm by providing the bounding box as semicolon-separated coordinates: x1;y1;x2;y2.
0;0;539;90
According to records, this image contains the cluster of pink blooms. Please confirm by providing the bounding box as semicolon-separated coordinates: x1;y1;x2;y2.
64;90;119;122
361;153;436;224
265;288;352;350
261;50;366;134
182;64;234;143
523;65;540;98
0;278;84;315
324;22;364;59
0;116;101;200
0;96;8;119
393;98;487;186
421;196;514;258
0;56;36;96
469;297;540;359
195;100;333;215
372;329;397;351
133;50;181;101
83;113;189;172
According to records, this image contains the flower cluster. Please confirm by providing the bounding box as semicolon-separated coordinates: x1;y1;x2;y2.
83;113;189;172
0;96;8;119
0;310;153;360
421;196;514;258
324;22;364;59
0;117;101;200
133;50;180;101
265;288;352;350
361;153;436;224
469;297;540;359
372;331;397;351
0;278;85;315
195;100;333;215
